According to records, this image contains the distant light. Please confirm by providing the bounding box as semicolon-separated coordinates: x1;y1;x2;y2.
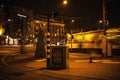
0;31;2;35
71;20;75;23
57;42;60;45
35;20;40;23
99;20;102;23
17;13;26;18
8;19;12;22
0;27;4;36
6;35;9;39
43;24;46;26
1;5;4;7
33;35;35;38
116;35;120;37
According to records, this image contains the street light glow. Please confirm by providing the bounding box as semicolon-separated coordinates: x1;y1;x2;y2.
99;20;102;24
71;19;75;23
63;0;68;5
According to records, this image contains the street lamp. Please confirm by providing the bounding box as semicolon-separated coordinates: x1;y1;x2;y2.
63;0;68;5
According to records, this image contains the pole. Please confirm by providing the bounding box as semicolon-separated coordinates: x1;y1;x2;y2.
46;12;51;68
20;17;25;54
102;0;107;35
102;0;107;57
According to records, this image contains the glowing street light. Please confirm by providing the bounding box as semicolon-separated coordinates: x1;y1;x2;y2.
63;0;68;5
99;20;103;24
71;19;75;23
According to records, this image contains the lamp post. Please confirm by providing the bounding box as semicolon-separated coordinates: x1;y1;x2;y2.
46;0;68;69
102;0;108;57
17;13;26;54
102;0;107;35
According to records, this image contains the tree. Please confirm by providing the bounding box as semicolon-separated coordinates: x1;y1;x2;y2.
35;27;46;58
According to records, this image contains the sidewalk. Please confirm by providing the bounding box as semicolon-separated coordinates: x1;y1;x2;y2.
5;53;120;80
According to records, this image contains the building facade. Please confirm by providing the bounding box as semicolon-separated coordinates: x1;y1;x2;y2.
67;28;120;56
30;16;65;45
0;3;65;45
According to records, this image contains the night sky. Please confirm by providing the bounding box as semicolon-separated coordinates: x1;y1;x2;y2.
1;0;120;29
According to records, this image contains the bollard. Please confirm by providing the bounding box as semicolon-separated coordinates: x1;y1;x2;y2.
20;45;25;54
89;57;93;63
46;32;51;69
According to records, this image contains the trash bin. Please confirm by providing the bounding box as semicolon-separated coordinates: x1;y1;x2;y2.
47;45;69;69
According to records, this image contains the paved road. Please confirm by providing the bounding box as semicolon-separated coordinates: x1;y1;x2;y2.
0;46;120;80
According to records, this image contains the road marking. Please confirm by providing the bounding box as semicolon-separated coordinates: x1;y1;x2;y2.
35;59;46;62
1;54;18;66
75;60;90;63
0;51;19;55
1;56;10;66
